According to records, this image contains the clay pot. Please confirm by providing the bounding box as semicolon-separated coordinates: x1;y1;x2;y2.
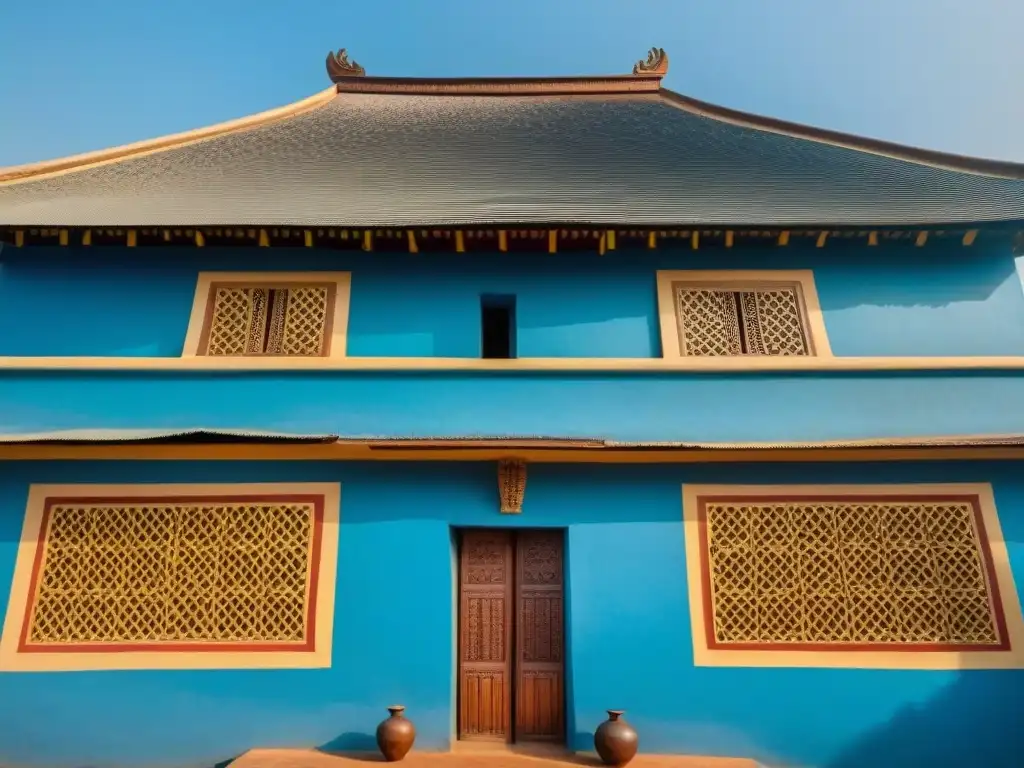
376;705;416;762
594;710;639;766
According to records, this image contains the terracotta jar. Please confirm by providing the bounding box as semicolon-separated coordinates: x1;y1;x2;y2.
594;710;639;766
376;705;416;762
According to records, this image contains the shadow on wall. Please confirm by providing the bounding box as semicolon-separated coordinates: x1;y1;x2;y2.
318;731;377;753
809;244;1016;310
192;732;386;767
825;670;1024;768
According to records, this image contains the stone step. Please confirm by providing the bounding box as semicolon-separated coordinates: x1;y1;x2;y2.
230;746;760;768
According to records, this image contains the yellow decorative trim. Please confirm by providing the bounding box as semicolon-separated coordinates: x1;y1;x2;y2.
498;230;508;252
916;231;929;247
868;232;879;246
607;230;617;250
194;231;205;248
548;230;557;254
0;482;340;672
259;229;270;247
655;269;832;359
777;231;789;246
181;271;352;358
126;230;136;247
0;355;1022;372
407;230;419;253
816;231;828;248
58;230;68;246
682;483;1024;670
691;231;700;250
0;87;338;187
82;230;92;246
14;231;23;247
964;229;978;246
725;231;734;248
1;445;1024;463
455;231;465;253
304;230;314;248
648;232;657;249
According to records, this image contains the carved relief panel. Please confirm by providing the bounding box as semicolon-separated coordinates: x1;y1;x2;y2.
515;530;565;741
458;531;513;740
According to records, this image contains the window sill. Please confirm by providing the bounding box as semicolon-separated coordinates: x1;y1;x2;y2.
0;355;1021;372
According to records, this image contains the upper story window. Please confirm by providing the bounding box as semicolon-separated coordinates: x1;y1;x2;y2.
656;270;831;358
182;272;351;358
481;294;517;359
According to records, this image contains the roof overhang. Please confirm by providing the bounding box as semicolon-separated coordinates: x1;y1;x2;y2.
3;47;1024;238
2;430;1024;463
1;224;1014;253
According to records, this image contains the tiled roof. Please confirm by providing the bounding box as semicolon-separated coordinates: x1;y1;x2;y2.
0;428;338;444
2;63;1024;228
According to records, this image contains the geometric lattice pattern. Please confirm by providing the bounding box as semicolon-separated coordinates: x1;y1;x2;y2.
674;283;810;356
27;501;315;645
204;284;331;356
704;499;1001;646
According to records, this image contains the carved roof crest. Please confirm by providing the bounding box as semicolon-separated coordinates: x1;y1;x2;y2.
326;48;366;80
633;47;669;77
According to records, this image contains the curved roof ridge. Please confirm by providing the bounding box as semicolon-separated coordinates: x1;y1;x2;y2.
0;86;338;187
659;88;1024;181
3;62;1024;229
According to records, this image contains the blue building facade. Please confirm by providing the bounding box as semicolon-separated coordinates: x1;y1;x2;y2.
0;49;1023;768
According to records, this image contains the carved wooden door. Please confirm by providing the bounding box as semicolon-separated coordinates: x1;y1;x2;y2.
458;529;564;744
458;530;514;741
514;530;565;741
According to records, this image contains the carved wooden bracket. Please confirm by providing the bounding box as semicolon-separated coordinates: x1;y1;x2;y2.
326;48;366;81
632;47;669;77
498;459;527;514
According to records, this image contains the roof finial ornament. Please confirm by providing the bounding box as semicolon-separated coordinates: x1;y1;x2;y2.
326;48;366;80
633;47;668;77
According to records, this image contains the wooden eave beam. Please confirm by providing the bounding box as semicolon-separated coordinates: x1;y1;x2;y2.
0;225;1006;251
0;441;1024;463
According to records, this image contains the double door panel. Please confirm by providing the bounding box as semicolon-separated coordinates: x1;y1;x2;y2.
458;529;564;743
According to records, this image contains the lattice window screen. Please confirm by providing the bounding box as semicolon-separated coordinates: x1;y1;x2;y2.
674;284;810;356
27;501;315;645
704;499;1001;646
204;285;331;356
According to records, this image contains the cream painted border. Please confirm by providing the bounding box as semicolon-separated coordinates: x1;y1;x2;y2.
181;272;352;358
0;482;340;672
656;269;832;359
2;356;1024;372
682;483;1024;670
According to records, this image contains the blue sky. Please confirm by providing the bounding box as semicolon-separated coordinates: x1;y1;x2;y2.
0;0;1021;166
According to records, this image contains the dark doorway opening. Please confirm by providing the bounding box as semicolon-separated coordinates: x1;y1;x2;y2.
481;295;516;359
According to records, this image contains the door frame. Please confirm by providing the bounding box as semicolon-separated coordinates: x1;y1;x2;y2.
454;526;567;745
